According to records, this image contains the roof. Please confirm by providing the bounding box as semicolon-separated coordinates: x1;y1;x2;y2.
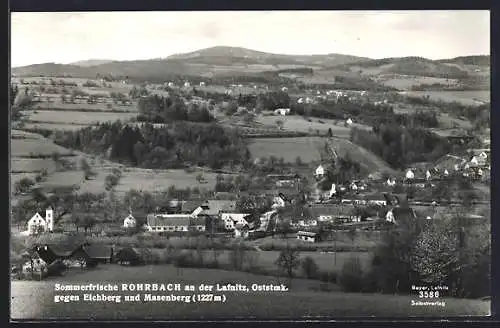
200;200;236;216
34;243;83;257
115;247;142;260
235;222;249;229
181;200;202;213
392;207;417;221
308;205;352;218
83;244;112;259
147;214;191;227
189;217;206;226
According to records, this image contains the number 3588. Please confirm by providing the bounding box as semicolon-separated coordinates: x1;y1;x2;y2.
419;291;439;298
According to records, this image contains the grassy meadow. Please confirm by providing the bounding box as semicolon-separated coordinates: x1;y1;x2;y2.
11;264;490;319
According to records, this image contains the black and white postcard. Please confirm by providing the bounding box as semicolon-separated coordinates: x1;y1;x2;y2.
9;10;491;320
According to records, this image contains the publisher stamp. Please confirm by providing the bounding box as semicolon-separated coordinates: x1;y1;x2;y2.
410;285;448;307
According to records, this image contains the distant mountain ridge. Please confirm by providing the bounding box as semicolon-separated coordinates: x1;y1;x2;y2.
70;59;115;67
11;46;490;81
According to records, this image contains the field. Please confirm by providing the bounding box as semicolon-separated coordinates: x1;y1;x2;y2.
11;264;490;319
404;91;490;105
247;135;396;174
378;76;459;90
255;115;369;138
35;103;137;112
10;139;74;157
76;167;230;194
248;137;324;163
21;110;138;125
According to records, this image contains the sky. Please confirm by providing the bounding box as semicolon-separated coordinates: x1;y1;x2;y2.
10;10;490;67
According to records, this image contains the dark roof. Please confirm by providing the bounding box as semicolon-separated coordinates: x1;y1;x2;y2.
34;243;83;257
200;200;236;215
181;200;202;213
393;207;417;220
115;247;142;261
83;244;112;259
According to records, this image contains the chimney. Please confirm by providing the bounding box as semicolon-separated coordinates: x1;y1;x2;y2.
45;208;54;232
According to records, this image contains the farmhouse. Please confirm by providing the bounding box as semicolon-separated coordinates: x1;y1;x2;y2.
146;214;190;233
199;200;237;216
200;82;206;87
33;243;112;268
308;204;356;223
184;82;191;88
123;214;136;228
274;108;291;116
26;208;54;235
234;222;250;239
189;217;207;232
385;207;417;225
115;247;143;266
221;213;251;231
297;231;318;243
315;165;325;178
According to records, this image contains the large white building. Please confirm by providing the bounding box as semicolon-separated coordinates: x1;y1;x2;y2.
27;208;54;235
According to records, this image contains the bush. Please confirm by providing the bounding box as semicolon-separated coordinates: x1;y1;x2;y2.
318;270;337;284
338;257;364;293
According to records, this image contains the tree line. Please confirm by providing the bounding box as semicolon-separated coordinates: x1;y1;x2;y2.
136;94;214;123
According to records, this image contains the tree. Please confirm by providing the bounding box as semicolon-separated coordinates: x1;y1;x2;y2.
104;174;120;191
275;119;284;130
275;244;301;279
277;219;293;239
51;151;61;171
295;156;303;166
301;256;319;279
14;177;35;195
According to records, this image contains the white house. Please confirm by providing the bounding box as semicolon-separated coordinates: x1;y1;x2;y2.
274;108;291;116
386;178;396;187
123;214;137;228
385;210;396;224
346;118;353;126
184;81;191;88
470;156;479;166
426;170;432;180
199;82;206;87
220;213;250;231
281;87;288;92
315;165;325;178
271;196;286;209
22;257;48;278
350;182;358;191
167;82;175;88
329;183;337;198
297;97;304;104
297;231;318;243
27;208;54;235
234;222;250;238
479;152;488;160
405;169;415;180
444;169;449;176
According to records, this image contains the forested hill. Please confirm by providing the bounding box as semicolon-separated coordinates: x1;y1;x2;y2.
51;121;251;170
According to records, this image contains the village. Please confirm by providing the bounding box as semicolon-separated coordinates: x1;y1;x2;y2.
14;138;490;280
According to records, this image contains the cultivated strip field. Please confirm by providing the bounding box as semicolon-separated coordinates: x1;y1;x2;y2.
21;110;138;125
248;137;324;163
